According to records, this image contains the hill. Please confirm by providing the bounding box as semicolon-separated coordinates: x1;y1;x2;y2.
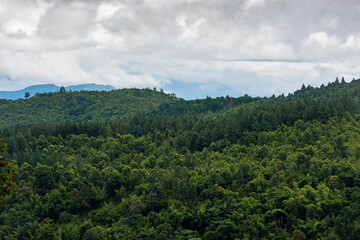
0;83;115;100
1;80;360;239
0;88;179;127
0;88;262;128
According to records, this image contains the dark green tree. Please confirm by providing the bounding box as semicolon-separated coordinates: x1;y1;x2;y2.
34;163;55;195
24;92;30;99
301;84;306;92
145;183;168;213
0;138;17;206
35;218;56;240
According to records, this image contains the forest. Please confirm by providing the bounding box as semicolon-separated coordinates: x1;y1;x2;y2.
1;79;360;239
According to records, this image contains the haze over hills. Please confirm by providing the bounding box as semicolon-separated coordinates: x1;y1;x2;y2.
0;83;115;100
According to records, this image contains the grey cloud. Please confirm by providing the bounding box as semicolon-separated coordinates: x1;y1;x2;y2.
38;1;98;40
0;0;360;97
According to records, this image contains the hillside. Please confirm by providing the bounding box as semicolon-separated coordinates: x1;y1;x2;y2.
0;83;115;100
0;88;262;128
1;80;360;239
2;79;360;129
0;88;179;127
291;78;360;101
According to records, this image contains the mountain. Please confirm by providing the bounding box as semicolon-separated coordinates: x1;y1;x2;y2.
0;83;115;100
0;84;59;100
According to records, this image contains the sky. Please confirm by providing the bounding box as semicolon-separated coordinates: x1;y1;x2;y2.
0;0;360;99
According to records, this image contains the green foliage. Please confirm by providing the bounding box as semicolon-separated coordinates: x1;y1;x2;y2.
0;138;17;206
59;86;66;93
24;92;30;99
1;81;360;239
0;88;259;128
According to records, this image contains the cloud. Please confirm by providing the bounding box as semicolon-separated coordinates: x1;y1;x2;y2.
244;0;268;11
321;15;339;29
0;0;360;98
176;12;206;42
37;1;97;40
303;32;340;47
342;34;360;51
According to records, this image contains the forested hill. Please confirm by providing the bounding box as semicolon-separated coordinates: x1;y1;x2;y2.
1;78;359;130
0;88;261;128
2;79;360;239
291;78;360;100
0;88;178;127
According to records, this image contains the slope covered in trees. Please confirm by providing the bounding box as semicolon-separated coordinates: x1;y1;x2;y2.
291;78;360;100
0;79;360;239
0;88;261;128
0;88;178;127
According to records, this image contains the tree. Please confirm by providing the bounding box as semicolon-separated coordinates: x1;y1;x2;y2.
0;138;17;206
35;218;57;240
59;86;66;93
34;163;55;195
341;76;346;83
145;183;168;213
301;84;306;92
24;92;30;99
334;136;347;158
102;167;123;197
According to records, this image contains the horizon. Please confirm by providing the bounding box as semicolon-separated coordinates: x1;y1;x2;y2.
0;77;353;101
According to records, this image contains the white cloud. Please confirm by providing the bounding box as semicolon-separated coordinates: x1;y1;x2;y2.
303;32;340;47
96;2;126;21
2;19;33;37
342;34;360;51
176;12;206;42
245;0;268;10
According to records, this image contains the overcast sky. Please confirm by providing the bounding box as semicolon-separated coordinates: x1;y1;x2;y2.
0;0;360;99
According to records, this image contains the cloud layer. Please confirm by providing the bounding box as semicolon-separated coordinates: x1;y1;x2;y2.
1;0;360;98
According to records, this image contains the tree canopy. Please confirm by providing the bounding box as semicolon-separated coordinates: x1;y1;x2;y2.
1;79;360;239
0;139;17;206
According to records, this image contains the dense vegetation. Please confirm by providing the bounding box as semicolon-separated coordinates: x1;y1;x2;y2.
0;88;261;127
0;139;17;207
1;79;360;239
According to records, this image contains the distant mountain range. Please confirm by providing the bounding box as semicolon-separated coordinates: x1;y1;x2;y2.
0;83;115;100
